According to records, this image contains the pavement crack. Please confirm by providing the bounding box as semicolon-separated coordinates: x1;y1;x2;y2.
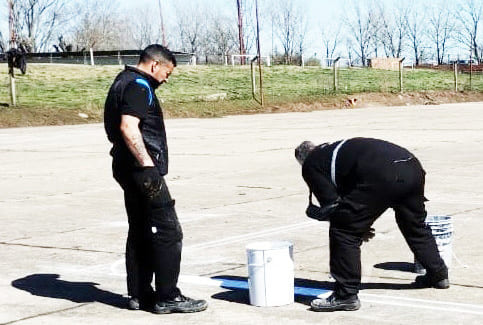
1;303;90;325
200;192;304;210
0;242;118;254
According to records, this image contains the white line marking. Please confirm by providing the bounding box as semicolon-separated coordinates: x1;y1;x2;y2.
184;220;321;251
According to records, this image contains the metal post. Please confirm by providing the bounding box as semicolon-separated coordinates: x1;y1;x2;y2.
399;57;405;93
255;0;264;106
251;56;258;100
469;54;473;91
454;62;458;91
333;57;340;92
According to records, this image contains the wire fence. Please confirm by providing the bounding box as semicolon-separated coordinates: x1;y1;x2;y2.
1;60;482;113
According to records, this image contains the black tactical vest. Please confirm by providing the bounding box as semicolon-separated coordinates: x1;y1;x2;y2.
104;66;169;176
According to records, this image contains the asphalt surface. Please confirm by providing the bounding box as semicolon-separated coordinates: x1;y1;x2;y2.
1;102;482;324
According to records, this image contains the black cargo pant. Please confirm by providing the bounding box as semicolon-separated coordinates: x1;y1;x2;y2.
113;161;183;301
329;158;448;298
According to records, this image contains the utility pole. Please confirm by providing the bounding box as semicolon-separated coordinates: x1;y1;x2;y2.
8;0;17;106
255;0;264;106
237;0;246;65
158;0;167;47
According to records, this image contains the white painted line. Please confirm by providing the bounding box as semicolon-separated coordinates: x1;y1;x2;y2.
184;220;321;251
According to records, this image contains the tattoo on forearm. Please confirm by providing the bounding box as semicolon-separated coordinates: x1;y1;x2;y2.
124;132;153;166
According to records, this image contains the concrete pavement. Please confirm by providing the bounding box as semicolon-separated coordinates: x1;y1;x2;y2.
1;102;483;324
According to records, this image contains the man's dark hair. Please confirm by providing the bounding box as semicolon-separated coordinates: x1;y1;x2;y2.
139;44;177;67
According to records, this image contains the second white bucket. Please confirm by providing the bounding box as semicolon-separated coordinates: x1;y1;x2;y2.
246;241;294;307
414;215;453;274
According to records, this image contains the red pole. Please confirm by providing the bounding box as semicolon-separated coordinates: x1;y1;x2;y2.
8;0;16;48
237;0;246;65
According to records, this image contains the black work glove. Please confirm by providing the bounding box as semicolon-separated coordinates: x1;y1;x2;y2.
132;166;162;199
362;228;375;242
305;202;339;221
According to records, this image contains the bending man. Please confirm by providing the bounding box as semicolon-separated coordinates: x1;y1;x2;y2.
295;137;449;312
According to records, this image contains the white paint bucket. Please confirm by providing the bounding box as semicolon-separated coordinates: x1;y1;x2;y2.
246;241;294;306
414;215;453;274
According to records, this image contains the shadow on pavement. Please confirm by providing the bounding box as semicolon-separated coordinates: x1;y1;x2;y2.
211;274;420;306
12;274;126;309
374;261;416;273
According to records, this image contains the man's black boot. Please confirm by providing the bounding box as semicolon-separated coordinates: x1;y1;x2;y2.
415;275;450;289
153;294;208;314
310;293;361;312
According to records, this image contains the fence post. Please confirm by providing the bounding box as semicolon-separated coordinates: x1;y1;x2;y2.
301;53;305;69
90;48;95;66
454;62;458;91
469;55;473;91
9;74;16;106
333;57;341;92
399;57;405;93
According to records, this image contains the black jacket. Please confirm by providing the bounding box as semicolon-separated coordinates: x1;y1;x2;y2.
302;138;418;206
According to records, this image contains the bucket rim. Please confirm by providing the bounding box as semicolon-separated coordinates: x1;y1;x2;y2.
246;240;293;251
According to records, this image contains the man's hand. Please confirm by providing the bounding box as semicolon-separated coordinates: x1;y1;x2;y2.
362;227;375;242
133;166;162;198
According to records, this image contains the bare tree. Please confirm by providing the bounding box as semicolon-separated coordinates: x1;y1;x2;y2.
428;1;455;65
13;0;68;52
0;31;6;52
344;0;378;66
455;0;482;62
321;25;341;60
129;8;161;50
174;1;207;57
405;1;427;65
204;12;237;58
271;0;306;63
72;0;125;50
375;1;408;58
242;0;257;54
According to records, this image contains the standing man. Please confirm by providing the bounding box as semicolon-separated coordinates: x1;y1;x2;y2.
104;44;207;314
295;138;449;312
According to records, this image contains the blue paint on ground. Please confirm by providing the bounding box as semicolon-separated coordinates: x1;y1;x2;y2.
215;278;331;297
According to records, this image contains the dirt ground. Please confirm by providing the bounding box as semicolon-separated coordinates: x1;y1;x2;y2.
1;90;483;128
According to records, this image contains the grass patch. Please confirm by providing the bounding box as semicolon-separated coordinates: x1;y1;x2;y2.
0;63;482;127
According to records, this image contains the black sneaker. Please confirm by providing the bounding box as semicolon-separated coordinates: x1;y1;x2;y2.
415;275;450;289
153;294;208;314
310;293;361;312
